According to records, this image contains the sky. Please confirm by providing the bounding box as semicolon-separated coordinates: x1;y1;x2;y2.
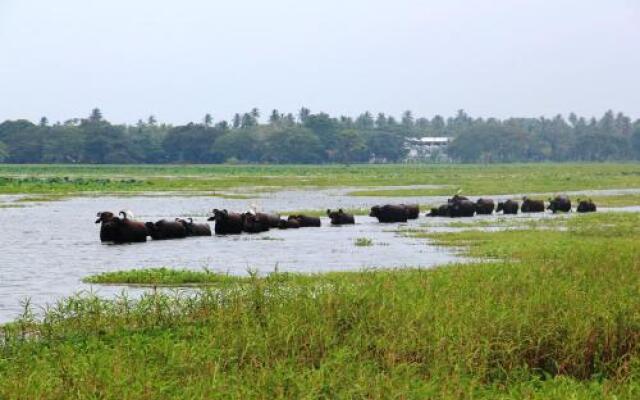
0;0;639;124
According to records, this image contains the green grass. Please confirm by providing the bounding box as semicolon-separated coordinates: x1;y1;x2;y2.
2;163;640;196
82;267;242;286
354;237;374;247
586;193;640;207
2;212;640;397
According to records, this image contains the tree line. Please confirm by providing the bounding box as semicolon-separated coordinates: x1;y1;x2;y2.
0;108;639;164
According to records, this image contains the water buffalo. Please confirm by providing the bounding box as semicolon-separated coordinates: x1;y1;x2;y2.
95;211;148;243
496;200;519;214
241;212;271;233
176;218;212;236
475;198;495;215
327;209;355;225
449;194;468;202
449;199;476;217
278;218;300;229
370;205;408;223
577;199;597;213
401;204;420;219
207;209;243;235
145;219;188;240
254;212;281;228
520;197;545;213
547;195;572;213
288;215;321;227
426;204;450;217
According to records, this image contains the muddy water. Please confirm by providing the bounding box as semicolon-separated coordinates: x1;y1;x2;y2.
0;192;459;323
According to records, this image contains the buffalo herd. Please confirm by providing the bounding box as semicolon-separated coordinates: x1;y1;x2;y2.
427;195;595;217
96;195;596;243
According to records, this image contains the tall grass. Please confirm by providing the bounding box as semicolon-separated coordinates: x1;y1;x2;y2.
82;267;242;286
1;213;640;398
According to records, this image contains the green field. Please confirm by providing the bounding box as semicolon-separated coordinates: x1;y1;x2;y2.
2;163;640;398
2;163;640;197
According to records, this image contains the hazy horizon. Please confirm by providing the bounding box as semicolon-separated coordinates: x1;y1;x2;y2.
1;0;639;124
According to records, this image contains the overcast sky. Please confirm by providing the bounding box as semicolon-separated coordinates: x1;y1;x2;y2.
0;0;638;124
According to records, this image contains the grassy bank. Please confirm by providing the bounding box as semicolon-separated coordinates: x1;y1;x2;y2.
2;163;640;196
1;212;640;398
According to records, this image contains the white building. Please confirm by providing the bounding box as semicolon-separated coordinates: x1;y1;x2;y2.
405;137;451;162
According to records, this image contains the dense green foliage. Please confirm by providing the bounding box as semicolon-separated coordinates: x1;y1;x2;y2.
1;108;639;164
1;213;640;398
3;163;640;196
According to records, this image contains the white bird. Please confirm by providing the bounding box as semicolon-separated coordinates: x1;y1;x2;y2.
120;210;135;219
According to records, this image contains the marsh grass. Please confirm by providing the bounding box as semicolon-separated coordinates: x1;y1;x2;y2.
0;204;27;208
440;214;570;230
586;193;640;207
3;163;640;196
207;191;254;200
354;237;374;247
82;267;242;286
2;213;640;397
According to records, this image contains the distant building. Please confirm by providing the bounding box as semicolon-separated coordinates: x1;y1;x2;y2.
405;136;451;162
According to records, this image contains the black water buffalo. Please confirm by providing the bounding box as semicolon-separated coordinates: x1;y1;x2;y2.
278;218;300;229
327;209;355;225
547;195;572;213
370;205;408;223
448;194;468;203
207;209;243;235
401;204;420;219
577;199;597;213
241;212;271;233
520;197;545;213
426;204;450;217
145;219;188;240
176;218;212;236
95;211;148;243
449;199;476;218
254;212;281;228
288;215;321;227
496;200;519;214
475;198;495;215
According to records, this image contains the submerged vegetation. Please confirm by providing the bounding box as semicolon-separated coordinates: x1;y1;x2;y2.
1;212;640;397
354;237;374;247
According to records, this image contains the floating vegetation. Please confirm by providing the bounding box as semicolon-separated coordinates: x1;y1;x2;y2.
354;237;374;247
